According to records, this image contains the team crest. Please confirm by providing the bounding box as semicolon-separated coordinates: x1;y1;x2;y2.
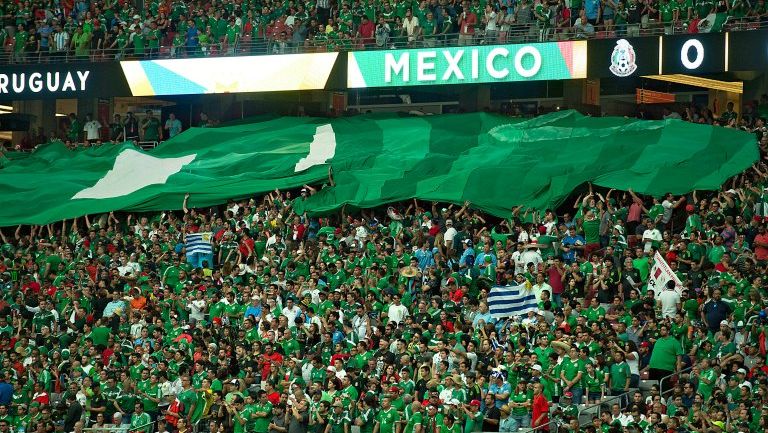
609;39;638;77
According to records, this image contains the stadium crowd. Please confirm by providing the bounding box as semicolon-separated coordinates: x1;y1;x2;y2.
0;102;768;433
0;0;762;60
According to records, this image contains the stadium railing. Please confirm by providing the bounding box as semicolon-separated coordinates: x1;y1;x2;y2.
576;389;634;424
0;17;762;65
138;141;160;150
82;420;154;433
658;365;694;399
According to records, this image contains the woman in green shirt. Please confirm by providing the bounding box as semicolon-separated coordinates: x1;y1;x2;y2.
583;362;604;403
508;380;532;430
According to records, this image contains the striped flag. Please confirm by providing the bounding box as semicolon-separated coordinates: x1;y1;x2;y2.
185;232;213;255
488;283;539;319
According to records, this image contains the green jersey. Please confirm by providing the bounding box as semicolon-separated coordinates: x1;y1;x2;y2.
14;30;28;51
535;4;552;26
147;29;161;49
376;408;400;433
253;402;273;433
608;361;630;391
132;32;146;55
226;24;241;43
329;410;352;433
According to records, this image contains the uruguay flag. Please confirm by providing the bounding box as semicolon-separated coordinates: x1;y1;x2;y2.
185;232;214;255
488;284;539;319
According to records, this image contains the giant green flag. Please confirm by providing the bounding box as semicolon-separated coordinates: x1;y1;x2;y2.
0;110;757;226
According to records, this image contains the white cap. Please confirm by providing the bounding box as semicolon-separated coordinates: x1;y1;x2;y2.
531;365;543;372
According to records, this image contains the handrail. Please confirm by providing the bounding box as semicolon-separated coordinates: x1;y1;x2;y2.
576;390;632;422
529;419;560;432
83;420;154;433
658;365;694;398
0;16;763;65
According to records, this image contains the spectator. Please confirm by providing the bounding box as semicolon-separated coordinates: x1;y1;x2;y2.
402;9;419;46
531;383;549;430
109;114;125;142
164;113;183;139
82;113;102;143
124;111;140;141
140;110;162;142
458;1;477;46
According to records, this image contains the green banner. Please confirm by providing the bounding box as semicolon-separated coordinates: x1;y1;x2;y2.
347;41;587;88
0;110;757;226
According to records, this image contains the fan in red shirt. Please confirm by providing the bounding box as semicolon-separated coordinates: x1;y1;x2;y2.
428;221;440;237
264;382;281;405
440;311;456;332
21;276;41;295
32;382;50;406
239;231;255;259
754;226;768;262
290;217;306;241
259;343;283;381
749;356;768;379
531;382;550;430
357;16;376;46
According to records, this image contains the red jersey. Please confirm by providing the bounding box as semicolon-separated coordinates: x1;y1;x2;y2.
532;393;549;429
261;352;283;380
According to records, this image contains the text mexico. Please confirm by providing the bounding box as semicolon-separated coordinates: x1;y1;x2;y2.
347;42;586;88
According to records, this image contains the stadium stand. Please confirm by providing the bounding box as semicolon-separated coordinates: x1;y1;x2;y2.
0;0;760;62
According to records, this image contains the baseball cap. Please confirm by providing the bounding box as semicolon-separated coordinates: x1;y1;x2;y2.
470;399;481;407
531;365;543;372
720;320;731;327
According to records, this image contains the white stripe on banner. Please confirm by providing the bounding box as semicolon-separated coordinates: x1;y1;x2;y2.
488;284;539;319
186;232;213;255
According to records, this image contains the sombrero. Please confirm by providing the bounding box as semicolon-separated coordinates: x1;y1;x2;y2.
400;266;420;278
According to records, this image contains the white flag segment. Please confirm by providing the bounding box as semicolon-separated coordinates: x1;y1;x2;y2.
649;251;684;296
488;284;539;319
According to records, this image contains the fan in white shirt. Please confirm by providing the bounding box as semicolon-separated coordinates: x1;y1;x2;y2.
444;220;457;247
281;298;302;327
656;280;681;319
641;220;662;252
83;115;102;141
387;296;409;324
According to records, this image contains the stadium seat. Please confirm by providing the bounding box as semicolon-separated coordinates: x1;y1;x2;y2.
639;380;659;391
